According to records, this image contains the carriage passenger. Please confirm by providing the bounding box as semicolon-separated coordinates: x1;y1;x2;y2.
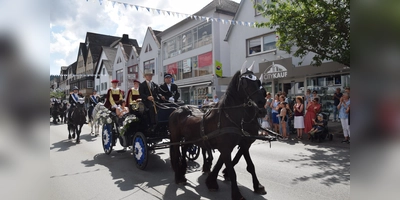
104;79;123;111
159;73;180;103
116;100;129;118
139;70;160;132
126;79;141;106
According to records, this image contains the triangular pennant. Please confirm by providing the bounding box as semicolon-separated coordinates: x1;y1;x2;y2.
221;19;225;24
146;7;150;12
241;21;245;26
206;17;209;22
99;0;103;5
112;1;116;8
171;12;175;17
176;13;180;18
247;22;251;27
190;15;193;19
156;9;160;14
123;3;127;9
162;10;166;15
202;16;206;20
194;15;197;20
186;14;189;18
166;11;170;15
134;5;139;10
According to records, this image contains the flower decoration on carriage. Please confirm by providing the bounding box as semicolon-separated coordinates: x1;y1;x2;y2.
96;107;113;124
119;114;139;136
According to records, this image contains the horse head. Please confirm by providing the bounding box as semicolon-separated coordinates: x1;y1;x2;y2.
235;61;266;108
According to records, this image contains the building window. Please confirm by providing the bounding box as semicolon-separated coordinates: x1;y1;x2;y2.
117;57;122;64
143;59;155;74
102;68;105;75
254;0;271;16
116;69;123;86
163;52;211;81
247;33;276;56
145;44;152;53
127;64;138;74
96;85;99;92
87;80;93;88
163;22;212;60
105;82;107;90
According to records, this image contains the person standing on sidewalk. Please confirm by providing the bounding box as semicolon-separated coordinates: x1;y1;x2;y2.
338;93;350;143
333;88;343;122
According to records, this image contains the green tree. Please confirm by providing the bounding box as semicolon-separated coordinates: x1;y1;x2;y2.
50;90;65;99
255;0;350;67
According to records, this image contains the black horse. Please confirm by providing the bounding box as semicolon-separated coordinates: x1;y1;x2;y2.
51;100;62;124
59;102;68;123
67;100;86;143
169;64;266;200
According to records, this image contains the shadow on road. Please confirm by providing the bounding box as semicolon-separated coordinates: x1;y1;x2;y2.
50;139;77;152
281;147;350;186
80;150;267;199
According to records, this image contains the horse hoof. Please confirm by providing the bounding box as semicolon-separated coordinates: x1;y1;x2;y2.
72;134;75;139
254;185;267;195
206;179;219;191
68;136;71;139
76;140;80;144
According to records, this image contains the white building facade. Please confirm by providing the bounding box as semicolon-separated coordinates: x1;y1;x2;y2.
138;27;161;85
158;0;239;105
94;46;117;96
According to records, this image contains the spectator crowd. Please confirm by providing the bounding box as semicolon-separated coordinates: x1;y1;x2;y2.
260;87;350;144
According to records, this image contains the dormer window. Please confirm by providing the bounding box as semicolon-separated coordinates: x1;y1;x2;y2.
117;57;122;63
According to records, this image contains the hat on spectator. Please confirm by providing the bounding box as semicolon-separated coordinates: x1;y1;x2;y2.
133;79;140;84
164;73;172;78
318;113;323;117
73;86;79;90
111;79;119;83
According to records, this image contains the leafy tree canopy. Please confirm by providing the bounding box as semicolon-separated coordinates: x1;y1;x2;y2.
50;90;65;99
255;0;350;67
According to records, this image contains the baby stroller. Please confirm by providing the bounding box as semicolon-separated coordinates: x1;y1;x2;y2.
311;112;333;142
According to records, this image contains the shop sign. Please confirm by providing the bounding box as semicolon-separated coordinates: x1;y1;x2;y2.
263;62;288;80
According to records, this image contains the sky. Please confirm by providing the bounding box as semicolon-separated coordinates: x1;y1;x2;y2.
50;0;241;75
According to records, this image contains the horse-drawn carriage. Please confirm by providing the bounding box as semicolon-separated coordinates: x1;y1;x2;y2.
91;62;281;200
95;100;202;170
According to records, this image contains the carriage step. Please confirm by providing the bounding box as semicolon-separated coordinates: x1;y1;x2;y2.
151;143;170;150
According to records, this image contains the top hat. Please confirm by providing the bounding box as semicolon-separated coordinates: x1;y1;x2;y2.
144;69;154;76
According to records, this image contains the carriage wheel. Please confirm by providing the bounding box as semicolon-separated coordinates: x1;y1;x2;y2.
133;132;148;170
185;144;201;161
102;124;113;155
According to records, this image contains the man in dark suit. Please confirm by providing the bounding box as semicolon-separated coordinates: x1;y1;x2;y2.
159;73;180;103
139;70;160;131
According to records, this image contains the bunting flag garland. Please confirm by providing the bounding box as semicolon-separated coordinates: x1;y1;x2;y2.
86;0;256;27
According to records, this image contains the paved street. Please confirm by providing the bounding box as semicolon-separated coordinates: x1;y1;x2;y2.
50;122;350;200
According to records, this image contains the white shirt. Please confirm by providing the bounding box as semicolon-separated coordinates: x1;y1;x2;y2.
213;98;219;103
167;84;171;91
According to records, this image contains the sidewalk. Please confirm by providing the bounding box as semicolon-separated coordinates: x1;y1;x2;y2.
295;120;350;148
